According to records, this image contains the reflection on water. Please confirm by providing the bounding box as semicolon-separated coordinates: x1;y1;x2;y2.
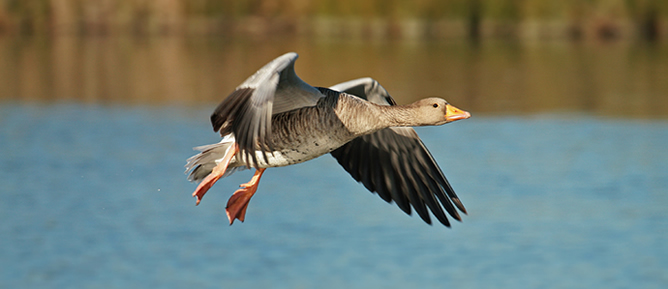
1;36;667;117
0;104;666;288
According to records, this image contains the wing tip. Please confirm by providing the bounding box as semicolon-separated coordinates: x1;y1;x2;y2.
452;197;467;215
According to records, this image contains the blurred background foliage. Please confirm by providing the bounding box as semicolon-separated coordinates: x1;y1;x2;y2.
1;0;667;116
0;0;666;41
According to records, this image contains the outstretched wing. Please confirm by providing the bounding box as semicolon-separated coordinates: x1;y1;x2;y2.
329;78;467;226
210;52;322;168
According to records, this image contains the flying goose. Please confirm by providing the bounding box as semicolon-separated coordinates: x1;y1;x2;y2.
185;52;470;226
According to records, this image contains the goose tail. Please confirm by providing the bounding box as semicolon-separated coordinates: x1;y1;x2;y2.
185;135;245;182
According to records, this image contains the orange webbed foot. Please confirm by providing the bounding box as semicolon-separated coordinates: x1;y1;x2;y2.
192;145;238;205
226;168;266;225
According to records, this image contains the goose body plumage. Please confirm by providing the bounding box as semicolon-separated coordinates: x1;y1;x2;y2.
186;52;471;226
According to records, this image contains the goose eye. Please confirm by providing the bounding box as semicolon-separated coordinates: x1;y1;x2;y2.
432;103;439;108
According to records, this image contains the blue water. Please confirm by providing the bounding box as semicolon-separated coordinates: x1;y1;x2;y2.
1;104;667;288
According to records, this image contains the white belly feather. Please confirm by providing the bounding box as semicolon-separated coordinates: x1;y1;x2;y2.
215;133;348;169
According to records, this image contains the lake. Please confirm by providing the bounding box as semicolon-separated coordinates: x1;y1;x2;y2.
1;36;667;288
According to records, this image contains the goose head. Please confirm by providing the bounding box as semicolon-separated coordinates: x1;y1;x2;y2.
409;97;471;126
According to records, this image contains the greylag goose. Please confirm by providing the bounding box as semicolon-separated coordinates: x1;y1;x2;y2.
185;52;471;226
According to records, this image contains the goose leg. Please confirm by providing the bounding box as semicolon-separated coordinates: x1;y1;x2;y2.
226;168;266;225
192;144;238;205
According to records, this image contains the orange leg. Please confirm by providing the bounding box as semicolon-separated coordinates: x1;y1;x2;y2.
226;168;266;225
192;145;238;205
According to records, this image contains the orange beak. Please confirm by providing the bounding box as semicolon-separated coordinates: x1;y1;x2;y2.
445;104;471;122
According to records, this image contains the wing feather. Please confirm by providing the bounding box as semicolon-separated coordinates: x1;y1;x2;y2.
209;52;321;168
329;78;466;226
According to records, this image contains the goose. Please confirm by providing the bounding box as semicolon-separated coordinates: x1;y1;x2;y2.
185;52;471;226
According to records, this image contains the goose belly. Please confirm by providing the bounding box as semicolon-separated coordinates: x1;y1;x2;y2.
235;102;358;168
246;135;347;168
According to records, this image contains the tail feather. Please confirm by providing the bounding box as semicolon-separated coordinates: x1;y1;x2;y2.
185;135;245;182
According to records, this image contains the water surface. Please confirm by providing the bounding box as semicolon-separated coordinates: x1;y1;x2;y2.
2;34;667;288
1;104;666;288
